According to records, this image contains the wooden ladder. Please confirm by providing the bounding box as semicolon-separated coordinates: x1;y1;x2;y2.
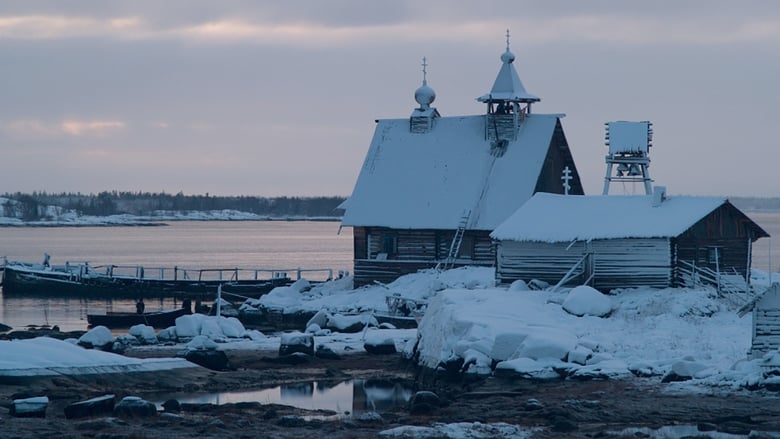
441;210;471;271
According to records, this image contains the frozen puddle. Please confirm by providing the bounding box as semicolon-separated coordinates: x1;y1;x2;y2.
151;379;413;415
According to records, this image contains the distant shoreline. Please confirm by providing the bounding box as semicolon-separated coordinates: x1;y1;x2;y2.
0;216;343;228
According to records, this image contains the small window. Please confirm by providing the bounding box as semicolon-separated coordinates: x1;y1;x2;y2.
383;234;398;256
707;247;721;264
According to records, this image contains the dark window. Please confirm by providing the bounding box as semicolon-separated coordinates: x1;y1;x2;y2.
383;234;398;256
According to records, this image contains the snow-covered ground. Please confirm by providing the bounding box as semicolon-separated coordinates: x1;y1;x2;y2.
4;266;780;394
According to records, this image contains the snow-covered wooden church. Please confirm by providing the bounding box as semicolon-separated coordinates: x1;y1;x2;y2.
340;37;583;287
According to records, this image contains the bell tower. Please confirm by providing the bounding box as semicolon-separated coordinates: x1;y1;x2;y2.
602;120;653;195
476;30;539;149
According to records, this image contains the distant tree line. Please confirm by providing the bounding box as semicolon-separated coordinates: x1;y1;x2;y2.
1;191;347;220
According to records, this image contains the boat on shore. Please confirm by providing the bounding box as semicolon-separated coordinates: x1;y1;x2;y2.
0;258;334;299
87;300;193;328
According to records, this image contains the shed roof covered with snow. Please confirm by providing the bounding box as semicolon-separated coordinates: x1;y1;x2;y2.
340;113;565;231
491;192;769;243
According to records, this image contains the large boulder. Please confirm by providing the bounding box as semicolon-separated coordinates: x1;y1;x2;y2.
364;333;397;355
279;332;314;357
78;326;114;350
562;286;612;317
408;391;440;415
10;396;48;418
184;349;230;371
113;396;157;418
64;394;116;419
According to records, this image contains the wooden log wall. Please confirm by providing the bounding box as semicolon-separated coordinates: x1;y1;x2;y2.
496;238;673;291
751;309;780;358
352;227;495;286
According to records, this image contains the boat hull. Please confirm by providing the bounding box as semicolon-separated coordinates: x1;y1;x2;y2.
87;307;191;328
1;264;290;299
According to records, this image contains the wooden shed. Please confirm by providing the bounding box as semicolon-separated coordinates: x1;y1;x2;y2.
340;42;583;287
739;283;780;359
491;191;769;291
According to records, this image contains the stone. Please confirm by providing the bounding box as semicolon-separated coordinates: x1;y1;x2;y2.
0;322;12;332
364;338;397;355
523;398;544;411
161;399;181;413
184;349;230;371
409;391;440;414
279;332;314;357
315;345;342;360
113;396;158;418
10;396;48;418
64;394;115;419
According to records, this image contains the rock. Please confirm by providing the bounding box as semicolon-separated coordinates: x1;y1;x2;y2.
326;314;378;333
272;352;312;365
64;394;115;419
74;417;128;431
550;417;578;432
208;418;227;429
10;396;48;418
279;332;314;356
661;359;709;383
409;391;440;414
184;349;230;371
523;398;544;411
508;279;530;291
129;324;158;344
0;322;12;332
161;399;181;413
315;345;342;360
78;326;114;350
364;335;397;355
697;422;718;432
276;415;307;427
562;286;612;317
113;396;157;418
306;309;330;329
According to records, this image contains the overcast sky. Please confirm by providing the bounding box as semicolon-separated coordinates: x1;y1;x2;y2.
1;1;778;197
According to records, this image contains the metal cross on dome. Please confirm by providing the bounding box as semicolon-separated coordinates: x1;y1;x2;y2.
506;29;510;50
422;57;428;82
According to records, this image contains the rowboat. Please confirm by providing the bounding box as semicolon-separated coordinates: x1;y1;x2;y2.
87;300;192;328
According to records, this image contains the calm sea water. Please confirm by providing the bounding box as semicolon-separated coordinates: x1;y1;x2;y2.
1;215;779;332
0;221;353;331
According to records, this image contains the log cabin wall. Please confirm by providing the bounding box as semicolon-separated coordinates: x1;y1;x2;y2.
496;238;673;291
352;227;494;287
673;204;753;280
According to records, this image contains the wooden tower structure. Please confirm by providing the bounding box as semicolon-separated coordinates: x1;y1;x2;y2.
602;120;653;195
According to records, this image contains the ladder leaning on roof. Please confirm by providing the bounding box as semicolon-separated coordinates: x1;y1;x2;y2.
439;210;471;271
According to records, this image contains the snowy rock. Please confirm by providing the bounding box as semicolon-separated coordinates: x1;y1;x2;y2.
569;359;632;380
174;314;203;339
112;334;141;353
78;326;114;350
495;358;566;380
244;329;266;341
129;324;158;344
662;359;711;382
10;396;48;418
185;335;219;351
364;333;397;355
514;329;578;361
562;286;612;317
508;279;530;291
216;317;246;338
64;394;115;419
305;323;322;334
157;326;177;342
315;345;341;360
461;348;492;375
490;331;530;362
326;313;377;333
306;309;330;329
279;332;314;356
113;396;157;418
567;346;593;365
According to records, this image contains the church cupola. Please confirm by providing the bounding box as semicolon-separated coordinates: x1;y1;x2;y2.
477;30;539;144
410;57;440;134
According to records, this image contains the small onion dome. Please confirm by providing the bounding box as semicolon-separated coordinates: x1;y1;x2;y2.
415;83;436;108
501;48;515;64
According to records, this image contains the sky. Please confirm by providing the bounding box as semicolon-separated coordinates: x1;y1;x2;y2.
0;1;778;197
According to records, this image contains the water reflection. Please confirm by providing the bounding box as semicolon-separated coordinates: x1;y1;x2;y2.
151;379;413;415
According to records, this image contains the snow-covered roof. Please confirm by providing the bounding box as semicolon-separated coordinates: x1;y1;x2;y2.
476;49;539;103
341;113;562;230
491;192;749;243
